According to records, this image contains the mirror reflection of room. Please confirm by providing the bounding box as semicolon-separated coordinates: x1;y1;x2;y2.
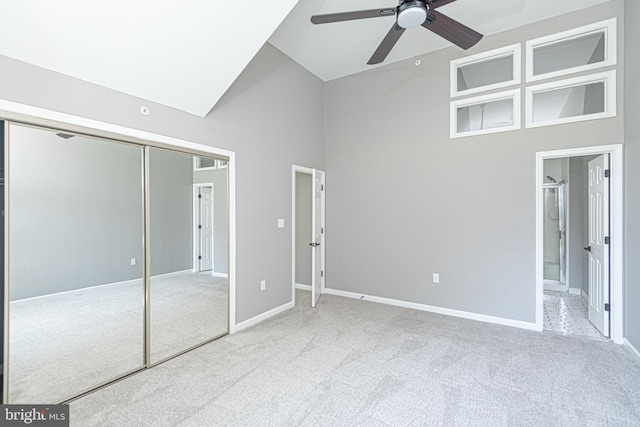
7;124;145;403
149;150;229;364
4;124;229;404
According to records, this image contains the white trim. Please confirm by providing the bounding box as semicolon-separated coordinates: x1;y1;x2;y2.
0;98;237;335
568;287;582;295
525;70;616;129
151;269;194;280
535;144;623;344
234;301;294;332
216;159;228;169
211;272;229;278
450;43;521;98
11;278;141;304
291;165;314;307
193;156;217;171
192;183;215;274
324;288;538;331
526;18;617;83
581;288;588;302
295;283;312;291
11;268;193;304
450;89;521;139
544;282;568;292
623;338;640;362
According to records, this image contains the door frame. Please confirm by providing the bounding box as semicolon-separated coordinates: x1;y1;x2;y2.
535;144;623;343
192;183;214;274
0;99;237;338
291;165;325;306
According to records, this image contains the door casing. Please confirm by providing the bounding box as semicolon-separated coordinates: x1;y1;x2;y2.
535;144;623;343
291;165;326;307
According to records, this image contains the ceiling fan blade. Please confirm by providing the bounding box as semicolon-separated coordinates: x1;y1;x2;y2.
311;8;396;25
421;9;483;50
368;23;406;65
428;0;458;9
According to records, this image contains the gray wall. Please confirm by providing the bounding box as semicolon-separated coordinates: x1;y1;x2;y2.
324;2;623;323
149;148;193;276
204;45;325;322
0;42;325;322
295;172;312;285
193;167;229;274
624;0;640;349
9;125;144;300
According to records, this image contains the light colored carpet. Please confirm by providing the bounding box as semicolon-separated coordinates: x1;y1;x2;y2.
8;272;228;403
69;290;640;426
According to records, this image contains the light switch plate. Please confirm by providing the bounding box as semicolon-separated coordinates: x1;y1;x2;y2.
277;219;285;228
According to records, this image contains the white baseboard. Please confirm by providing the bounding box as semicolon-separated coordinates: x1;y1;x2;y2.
544;283;568;292
12;277;142;304
581;289;588;302
324;288;539;331
212;272;229;278
294;283;311;291
568;287;582;295
153;269;193;280
12;268;196;303
234;301;294;332
623;338;640;362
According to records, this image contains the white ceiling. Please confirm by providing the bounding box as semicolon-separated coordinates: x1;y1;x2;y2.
0;0;612;117
269;0;612;81
0;0;300;117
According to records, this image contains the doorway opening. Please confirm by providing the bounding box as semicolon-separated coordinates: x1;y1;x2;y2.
536;145;623;343
291;165;325;308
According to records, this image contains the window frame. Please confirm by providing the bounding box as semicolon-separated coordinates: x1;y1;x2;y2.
450;88;521;139
526;18;617;83
525;70;616;129
450;44;521;98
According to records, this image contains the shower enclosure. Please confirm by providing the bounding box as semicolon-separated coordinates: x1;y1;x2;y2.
543;180;567;289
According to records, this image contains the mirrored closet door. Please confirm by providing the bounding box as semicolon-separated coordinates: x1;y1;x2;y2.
6;123;145;403
3;124;230;404
148;149;228;364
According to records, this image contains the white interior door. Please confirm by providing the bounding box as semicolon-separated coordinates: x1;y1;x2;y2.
311;169;325;308
587;154;610;336
199;186;213;272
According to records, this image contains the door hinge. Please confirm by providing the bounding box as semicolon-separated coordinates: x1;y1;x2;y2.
198;194;202;198
321;271;323;277
604;236;610;244
198;255;202;260
198;224;202;229
321;185;324;191
321;227;324;234
604;169;610;178
604;303;610;312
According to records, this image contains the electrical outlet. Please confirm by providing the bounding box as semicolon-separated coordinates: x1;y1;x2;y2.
433;273;440;283
130;258;136;266
260;280;266;291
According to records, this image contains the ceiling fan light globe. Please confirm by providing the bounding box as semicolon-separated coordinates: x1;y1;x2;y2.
397;7;427;29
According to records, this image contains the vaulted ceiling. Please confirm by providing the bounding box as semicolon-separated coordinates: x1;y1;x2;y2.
0;0;612;117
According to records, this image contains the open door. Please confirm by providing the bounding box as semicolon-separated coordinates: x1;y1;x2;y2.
311;169;325;307
587;154;610;336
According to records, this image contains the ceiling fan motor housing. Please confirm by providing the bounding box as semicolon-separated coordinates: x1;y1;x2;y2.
397;1;428;29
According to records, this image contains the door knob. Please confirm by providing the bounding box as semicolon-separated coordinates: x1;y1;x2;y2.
584;246;591;252
309;242;320;247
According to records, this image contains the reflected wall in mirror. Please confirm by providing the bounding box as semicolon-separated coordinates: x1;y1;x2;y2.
149;149;228;364
7;124;145;403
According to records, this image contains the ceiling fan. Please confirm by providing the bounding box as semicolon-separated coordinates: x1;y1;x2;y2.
310;0;483;65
